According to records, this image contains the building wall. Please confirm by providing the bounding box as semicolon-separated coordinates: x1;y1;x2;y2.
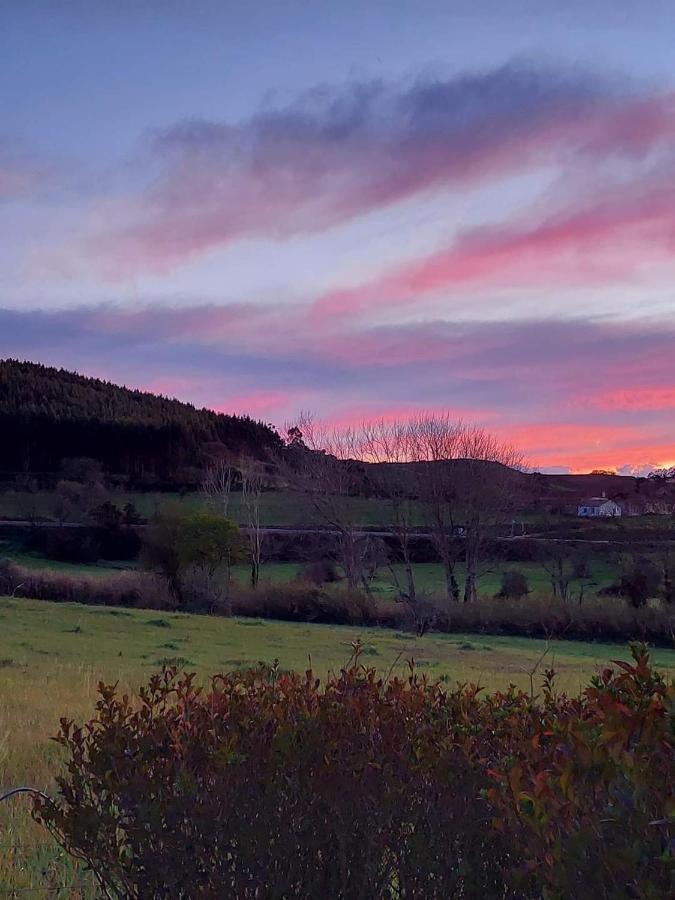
577;502;621;517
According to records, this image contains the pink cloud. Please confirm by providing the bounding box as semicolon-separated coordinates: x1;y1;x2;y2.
582;386;675;412
313;183;675;322
86;303;277;343
214;389;301;417
88;65;675;277
318;402;499;431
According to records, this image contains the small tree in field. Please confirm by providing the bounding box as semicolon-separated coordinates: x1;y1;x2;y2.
202;452;267;588
498;570;529;600
452;428;523;603
620;555;662;608
142;507;241;610
408;417;466;605
541;544;597;604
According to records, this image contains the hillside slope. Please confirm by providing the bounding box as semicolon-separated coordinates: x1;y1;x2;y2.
0;359;281;485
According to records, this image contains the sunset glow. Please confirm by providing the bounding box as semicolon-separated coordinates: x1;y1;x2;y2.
2;2;675;472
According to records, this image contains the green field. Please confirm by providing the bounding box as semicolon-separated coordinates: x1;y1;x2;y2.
0;487;569;529
229;559;618;600
1;486;661;607
2;486;672;538
1;546;620;600
0;488;400;527
0;595;673;894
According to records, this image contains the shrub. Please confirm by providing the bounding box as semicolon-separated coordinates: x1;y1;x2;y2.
485;644;674;898
0;560;170;609
46;527;101;563
34;644;673;898
298;558;342;585
25;524;141;563
3;560;674;643
434;594;675;645
497;569;529;599
141;506;242;609
494;538;549;562
231;582;396;627
573;555;591;579
620;556;662;608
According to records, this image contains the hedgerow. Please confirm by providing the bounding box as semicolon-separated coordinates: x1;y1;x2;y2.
34;643;673;899
3;559;674;643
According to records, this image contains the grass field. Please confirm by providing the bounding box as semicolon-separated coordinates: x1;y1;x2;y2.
0;488;398;527
0;595;673;894
1;545;620;599
228;559;619;600
0;485;658;606
0;488;568;529
2;487;671;537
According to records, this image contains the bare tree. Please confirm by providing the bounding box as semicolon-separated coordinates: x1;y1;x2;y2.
540;544;597;605
280;414;373;592
201;458;235;518
407;416;466;605
452;427;524;603
359;419;419;606
238;454;266;589
280;413;524;606
542;544;575;602
365;416;523;605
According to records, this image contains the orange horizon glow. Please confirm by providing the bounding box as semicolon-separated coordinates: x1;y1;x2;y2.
288;410;674;475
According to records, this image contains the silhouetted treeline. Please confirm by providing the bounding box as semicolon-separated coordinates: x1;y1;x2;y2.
0;359;282;486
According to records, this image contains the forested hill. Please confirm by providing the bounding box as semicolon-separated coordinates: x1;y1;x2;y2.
0;359;282;485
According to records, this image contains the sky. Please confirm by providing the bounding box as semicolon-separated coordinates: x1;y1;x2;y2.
2;1;675;474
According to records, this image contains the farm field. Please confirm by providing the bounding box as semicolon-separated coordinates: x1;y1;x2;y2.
0;548;126;578
1;546;621;599
0;488;397;527
0;488;579;530
225;559;619;600
2;487;671;542
0;595;673;894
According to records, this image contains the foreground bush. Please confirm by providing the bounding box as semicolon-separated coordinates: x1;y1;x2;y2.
35;644;672;899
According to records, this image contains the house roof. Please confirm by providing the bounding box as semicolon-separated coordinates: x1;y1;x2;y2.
579;496;617;508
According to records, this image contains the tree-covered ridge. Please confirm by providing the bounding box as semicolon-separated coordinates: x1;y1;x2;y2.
0;359;282;483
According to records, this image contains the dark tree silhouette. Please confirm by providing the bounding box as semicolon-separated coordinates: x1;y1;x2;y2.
0;359;282;486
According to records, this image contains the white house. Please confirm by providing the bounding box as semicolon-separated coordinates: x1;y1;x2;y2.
577;494;622;517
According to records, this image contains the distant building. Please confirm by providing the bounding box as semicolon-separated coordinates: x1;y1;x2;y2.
577;494;622;517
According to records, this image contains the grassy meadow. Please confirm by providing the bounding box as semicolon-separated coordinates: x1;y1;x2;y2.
2;485;668;531
0;488;397;528
0;595;673;894
1;545;620;601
